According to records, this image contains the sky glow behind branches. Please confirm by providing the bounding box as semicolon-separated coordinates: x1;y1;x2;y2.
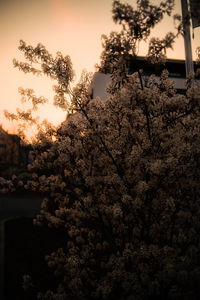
0;0;200;133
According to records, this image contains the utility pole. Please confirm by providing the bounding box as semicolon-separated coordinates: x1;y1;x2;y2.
181;0;194;77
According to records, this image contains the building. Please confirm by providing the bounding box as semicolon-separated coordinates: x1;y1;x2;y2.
91;57;200;101
0;128;40;300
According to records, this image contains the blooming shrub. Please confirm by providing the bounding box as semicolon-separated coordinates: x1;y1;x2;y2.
22;68;200;300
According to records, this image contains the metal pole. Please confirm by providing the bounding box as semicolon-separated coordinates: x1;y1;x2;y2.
181;0;194;77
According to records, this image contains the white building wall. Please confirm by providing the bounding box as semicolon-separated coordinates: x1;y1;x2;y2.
91;72;198;101
92;73;111;101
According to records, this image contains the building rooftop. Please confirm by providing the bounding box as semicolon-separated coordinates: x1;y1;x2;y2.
129;56;200;79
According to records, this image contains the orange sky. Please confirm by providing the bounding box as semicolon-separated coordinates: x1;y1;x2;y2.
0;0;200;134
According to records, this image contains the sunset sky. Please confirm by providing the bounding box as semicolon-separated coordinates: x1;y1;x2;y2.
0;0;200;134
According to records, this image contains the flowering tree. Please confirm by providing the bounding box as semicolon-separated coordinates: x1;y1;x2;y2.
99;0;182;74
23;72;200;300
2;1;200;300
